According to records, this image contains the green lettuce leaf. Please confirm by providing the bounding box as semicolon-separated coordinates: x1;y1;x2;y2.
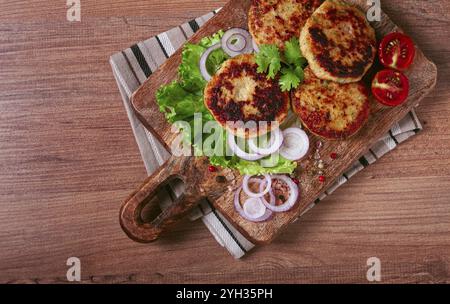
178;30;227;92
157;31;226;123
178;43;208;92
233;156;297;176
156;81;207;123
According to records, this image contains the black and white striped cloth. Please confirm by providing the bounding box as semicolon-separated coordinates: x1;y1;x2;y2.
110;9;422;258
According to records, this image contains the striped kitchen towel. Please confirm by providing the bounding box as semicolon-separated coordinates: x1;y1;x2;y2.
110;9;422;259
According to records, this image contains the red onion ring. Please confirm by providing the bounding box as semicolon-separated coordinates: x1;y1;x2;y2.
260;175;299;212
234;178;274;222
248;128;284;156
279;128;310;161
259;180;276;205
252;39;260;53
221;28;253;57
227;132;265;161
243;198;266;220
199;43;221;81
227;33;247;52
243;174;271;198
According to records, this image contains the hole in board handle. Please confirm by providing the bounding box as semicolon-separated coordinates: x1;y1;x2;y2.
139;177;185;223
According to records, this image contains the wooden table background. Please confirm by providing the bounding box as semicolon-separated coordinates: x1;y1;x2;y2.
0;0;449;284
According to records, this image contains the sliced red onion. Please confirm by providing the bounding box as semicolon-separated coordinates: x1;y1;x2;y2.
248;128;284;156
279;128;310;161
259;181;276;205
234;179;274;222
227;33;247;52
227;132;265;161
199;43;221;81
221;28;253;57
243;174;271;198
252;39;260;53
243;198;266;220
261;175;299;212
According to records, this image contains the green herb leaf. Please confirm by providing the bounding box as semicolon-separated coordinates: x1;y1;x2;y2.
295;66;305;83
256;39;306;91
284;37;306;66
279;67;302;92
255;44;282;79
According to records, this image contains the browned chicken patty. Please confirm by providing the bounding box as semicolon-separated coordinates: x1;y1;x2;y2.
292;67;370;140
300;0;376;83
249;0;323;50
204;54;290;138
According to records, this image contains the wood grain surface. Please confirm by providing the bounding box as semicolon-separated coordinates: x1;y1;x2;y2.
0;0;449;283
130;0;437;245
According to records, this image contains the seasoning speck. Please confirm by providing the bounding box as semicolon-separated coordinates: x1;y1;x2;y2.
315;141;323;149
216;176;226;183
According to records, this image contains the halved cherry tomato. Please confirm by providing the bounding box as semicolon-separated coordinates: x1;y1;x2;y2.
372;69;409;107
379;32;415;71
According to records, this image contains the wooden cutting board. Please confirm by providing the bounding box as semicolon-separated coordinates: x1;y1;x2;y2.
120;0;437;244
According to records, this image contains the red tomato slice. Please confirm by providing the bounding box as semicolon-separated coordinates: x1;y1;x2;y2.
379;32;416;71
372;69;409;107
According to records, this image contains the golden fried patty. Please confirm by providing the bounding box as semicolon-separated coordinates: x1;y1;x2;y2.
249;0;323;50
204;54;289;138
292;67;369;139
300;0;376;83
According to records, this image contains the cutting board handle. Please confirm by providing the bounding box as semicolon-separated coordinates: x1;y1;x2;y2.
119;156;201;243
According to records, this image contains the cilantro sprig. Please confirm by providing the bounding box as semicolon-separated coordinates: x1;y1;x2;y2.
255;37;307;92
